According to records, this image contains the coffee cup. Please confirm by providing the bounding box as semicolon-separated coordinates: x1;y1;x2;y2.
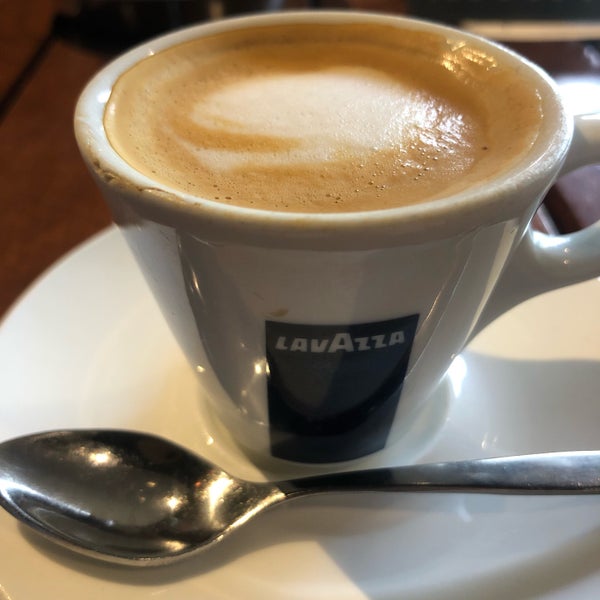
75;11;600;466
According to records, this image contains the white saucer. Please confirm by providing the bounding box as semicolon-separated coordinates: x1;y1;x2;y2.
1;227;599;599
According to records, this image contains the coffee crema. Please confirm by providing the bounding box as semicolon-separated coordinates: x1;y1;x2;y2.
104;23;542;213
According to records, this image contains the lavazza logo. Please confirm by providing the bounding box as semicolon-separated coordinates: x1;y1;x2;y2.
265;314;420;462
273;330;407;353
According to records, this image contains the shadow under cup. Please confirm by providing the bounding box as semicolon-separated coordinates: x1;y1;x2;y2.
74;12;572;465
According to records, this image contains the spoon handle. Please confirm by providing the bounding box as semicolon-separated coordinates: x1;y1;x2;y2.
281;451;600;497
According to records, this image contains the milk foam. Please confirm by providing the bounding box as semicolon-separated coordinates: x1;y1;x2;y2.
185;68;470;172
105;23;542;212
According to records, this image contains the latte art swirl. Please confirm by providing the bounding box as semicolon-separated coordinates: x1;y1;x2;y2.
179;69;471;169
104;23;542;212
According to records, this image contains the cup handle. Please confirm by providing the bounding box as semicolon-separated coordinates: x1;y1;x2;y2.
472;113;600;337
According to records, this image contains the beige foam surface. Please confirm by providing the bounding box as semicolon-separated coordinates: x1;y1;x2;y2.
105;23;542;213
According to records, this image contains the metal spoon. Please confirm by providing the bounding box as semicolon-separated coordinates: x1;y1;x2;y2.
1;429;599;566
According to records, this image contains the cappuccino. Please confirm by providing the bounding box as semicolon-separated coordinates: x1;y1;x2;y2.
104;22;542;213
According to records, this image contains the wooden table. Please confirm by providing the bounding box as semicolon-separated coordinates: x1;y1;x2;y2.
1;0;599;318
0;0;112;318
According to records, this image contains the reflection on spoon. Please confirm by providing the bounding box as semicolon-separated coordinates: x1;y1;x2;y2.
1;429;599;566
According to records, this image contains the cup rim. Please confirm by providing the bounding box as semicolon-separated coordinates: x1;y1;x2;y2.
74;10;572;250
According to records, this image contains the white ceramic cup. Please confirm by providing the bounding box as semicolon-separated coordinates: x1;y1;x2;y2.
75;11;600;466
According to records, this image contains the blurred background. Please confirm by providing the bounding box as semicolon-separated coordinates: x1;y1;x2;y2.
1;0;600;317
47;1;600;50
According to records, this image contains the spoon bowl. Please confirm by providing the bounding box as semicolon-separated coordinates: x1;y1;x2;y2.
1;429;600;566
0;430;285;565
